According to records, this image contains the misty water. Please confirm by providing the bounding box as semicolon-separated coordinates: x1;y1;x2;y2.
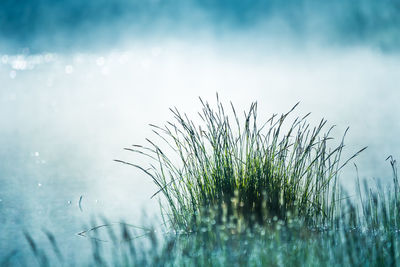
1;0;400;263
1;42;399;260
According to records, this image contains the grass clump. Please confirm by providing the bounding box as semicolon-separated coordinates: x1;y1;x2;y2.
119;97;365;231
18;164;400;267
7;97;400;266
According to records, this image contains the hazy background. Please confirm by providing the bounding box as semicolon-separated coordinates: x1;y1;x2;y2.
1;0;400;263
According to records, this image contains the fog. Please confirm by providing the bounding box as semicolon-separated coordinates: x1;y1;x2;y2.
1;0;400;52
1;0;400;262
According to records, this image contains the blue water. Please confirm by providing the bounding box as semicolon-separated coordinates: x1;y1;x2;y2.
1;1;400;264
